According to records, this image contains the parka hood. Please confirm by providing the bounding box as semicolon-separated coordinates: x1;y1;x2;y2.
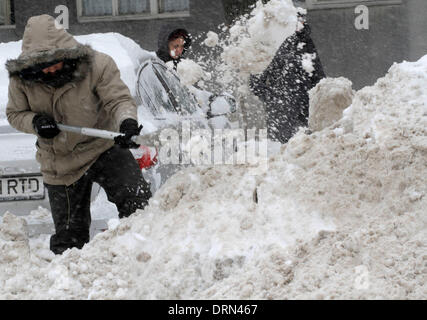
6;15;94;85
156;25;191;66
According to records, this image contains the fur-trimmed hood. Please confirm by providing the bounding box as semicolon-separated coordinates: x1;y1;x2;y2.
6;14;94;85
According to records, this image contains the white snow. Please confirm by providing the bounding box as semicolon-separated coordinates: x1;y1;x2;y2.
204;31;219;48
1;52;426;299
308;77;355;132
175;59;206;86
0;0;426;300
302;52;316;76
219;0;299;83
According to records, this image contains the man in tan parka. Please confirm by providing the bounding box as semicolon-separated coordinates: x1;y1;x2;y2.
6;15;152;254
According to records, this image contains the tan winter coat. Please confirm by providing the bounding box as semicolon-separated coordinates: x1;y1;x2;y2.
6;15;138;186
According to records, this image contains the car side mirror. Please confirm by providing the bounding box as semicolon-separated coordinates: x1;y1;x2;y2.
207;93;237;119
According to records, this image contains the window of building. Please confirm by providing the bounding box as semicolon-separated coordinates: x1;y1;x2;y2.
0;0;15;26
298;0;402;10
77;0;190;21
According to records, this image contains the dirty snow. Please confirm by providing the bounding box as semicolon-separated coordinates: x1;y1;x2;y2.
0;0;426;300
308;77;355;132
1;52;426;299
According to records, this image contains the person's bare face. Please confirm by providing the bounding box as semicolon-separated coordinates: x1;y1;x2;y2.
168;37;185;59
42;61;64;74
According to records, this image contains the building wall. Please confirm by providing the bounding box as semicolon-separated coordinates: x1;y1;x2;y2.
5;0;226;52
406;0;427;62
0;27;18;42
0;0;425;90
307;3;407;89
306;0;426;89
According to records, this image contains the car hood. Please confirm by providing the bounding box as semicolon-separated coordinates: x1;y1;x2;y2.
0;130;39;174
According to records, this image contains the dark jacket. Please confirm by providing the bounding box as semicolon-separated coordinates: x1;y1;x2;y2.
156;25;192;69
250;20;325;144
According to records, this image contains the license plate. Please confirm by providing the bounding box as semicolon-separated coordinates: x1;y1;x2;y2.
0;175;45;202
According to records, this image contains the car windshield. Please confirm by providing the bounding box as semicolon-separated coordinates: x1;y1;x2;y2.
136;59;200;118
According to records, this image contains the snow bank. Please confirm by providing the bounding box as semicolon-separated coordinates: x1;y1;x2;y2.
308;77;355;132
1;53;426;299
0;0;425;300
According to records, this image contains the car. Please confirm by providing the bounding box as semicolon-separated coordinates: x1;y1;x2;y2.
134;57;238;193
0;33;237;238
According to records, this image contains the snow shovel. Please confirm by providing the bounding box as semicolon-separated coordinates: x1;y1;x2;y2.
57;123;159;147
57;124;159;169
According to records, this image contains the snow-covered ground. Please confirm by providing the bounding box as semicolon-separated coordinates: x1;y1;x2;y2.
0;0;426;300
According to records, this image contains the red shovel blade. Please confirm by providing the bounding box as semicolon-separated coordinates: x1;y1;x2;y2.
135;145;158;169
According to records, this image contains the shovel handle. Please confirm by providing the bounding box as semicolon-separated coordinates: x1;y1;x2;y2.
57;124;137;143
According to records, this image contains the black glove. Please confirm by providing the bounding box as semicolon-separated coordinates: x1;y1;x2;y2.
32;114;60;139
114;119;142;149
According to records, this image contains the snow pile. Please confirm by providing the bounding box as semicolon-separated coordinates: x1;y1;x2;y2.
343;56;427;151
308;77;355;132
0;54;426;299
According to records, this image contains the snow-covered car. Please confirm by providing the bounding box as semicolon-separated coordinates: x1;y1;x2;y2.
133;57;238;192
0;125;49;215
135;58;237;125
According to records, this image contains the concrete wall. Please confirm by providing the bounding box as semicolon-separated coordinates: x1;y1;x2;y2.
307;3;408;89
1;0;226;51
306;0;426;89
0;27;18;43
406;0;427;61
0;0;425;90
